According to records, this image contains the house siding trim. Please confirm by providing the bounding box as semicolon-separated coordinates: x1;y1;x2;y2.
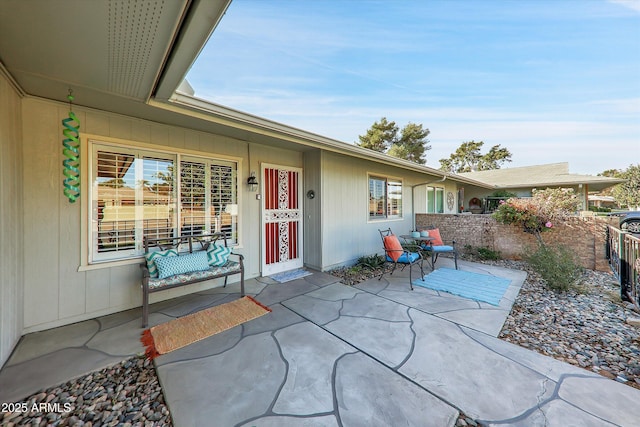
0;69;24;368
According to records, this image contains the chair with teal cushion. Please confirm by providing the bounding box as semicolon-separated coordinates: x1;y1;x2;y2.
418;227;458;270
378;228;425;290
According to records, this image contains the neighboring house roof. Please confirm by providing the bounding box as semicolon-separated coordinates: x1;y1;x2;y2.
458;162;625;192
588;195;616;203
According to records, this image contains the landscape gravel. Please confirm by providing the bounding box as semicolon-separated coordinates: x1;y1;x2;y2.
495;259;640;391
3;259;638;426
1;356;171;427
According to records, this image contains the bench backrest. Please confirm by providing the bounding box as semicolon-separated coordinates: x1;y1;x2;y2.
143;232;229;254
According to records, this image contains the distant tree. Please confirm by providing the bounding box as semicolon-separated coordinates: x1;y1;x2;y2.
597;168;623;197
439;140;512;173
612;164;640;209
101;178;126;188
357;117;431;164
389;122;430;164
599;169;622;178
357;117;398;152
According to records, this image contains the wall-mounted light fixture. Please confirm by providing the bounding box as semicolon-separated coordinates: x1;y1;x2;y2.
247;171;259;192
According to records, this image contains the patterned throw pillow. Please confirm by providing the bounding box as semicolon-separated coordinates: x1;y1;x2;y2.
154;251;210;279
145;249;178;278
206;244;232;266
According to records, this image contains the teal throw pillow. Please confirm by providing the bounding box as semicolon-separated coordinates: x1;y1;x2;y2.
145;249;178;278
154;251;210;279
206;244;232;266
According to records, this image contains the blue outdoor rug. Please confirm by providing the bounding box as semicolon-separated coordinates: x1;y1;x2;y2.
270;268;313;283
412;268;511;306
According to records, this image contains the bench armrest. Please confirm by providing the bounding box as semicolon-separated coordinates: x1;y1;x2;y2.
140;262;150;278
230;252;244;261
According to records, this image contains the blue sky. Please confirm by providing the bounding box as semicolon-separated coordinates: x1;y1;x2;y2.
186;0;640;175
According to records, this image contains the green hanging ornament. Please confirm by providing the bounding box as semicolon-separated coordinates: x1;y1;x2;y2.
62;90;80;203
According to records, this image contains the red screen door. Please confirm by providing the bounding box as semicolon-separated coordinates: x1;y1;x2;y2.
261;164;303;276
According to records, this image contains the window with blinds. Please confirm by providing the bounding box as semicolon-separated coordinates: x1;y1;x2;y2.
180;160;206;236
90;142;237;263
211;164;237;241
368;175;402;220
179;159;237;240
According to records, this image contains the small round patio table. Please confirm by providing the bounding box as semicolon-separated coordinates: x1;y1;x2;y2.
399;234;434;246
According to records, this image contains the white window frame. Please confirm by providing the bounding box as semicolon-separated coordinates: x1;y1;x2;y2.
85;137;239;265
368;174;403;220
426;187;445;213
435;187;444;213
426;186;445;213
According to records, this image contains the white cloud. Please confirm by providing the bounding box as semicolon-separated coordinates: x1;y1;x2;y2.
587;98;640;116
608;0;640;13
275;110;639;174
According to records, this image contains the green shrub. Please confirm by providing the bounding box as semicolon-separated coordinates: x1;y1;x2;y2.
464;245;501;261
588;206;611;213
347;265;363;274
490;189;517;199
525;244;583;292
476;247;501;260
357;254;386;270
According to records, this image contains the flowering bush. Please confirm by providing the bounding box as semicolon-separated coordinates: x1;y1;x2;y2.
493;198;551;235
494;188;583;292
492;188;580;243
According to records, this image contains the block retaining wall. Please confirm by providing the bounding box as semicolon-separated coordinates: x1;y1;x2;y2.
415;214;617;271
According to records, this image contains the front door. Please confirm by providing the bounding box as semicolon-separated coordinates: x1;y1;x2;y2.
261;164;303;276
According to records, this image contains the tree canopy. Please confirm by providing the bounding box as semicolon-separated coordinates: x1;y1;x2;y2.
611;164;640;209
596;164;640;209
357;117;431;164
596;168;622;197
439;140;512;173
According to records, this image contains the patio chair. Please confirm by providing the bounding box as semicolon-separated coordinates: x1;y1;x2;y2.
378;228;425;290
418;227;458;270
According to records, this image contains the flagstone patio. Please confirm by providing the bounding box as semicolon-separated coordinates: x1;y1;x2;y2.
1;259;639;426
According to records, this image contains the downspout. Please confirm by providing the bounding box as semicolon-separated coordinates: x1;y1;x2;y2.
411;176;447;231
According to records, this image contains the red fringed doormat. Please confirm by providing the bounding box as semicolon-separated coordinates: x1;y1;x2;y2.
141;296;271;359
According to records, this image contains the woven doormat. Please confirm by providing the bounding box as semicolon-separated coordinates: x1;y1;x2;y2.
269;268;313;283
141;296;271;359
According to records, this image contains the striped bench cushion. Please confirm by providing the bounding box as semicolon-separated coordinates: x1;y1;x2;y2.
147;260;241;290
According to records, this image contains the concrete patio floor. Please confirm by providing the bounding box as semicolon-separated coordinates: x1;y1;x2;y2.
2;259;639;426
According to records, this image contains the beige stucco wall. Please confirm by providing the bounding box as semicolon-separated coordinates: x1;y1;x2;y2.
0;71;24;367
413;181;460;215
303;149;323;270
319;151;444;269
20;97;302;333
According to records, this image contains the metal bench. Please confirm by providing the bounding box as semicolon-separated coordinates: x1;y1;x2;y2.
141;232;244;327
